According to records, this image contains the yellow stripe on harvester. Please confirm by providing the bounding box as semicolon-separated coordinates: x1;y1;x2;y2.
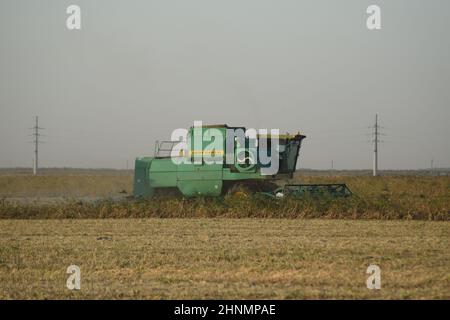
189;150;225;156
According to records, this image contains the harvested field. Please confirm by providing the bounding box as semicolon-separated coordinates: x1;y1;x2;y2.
0;173;448;299
0;218;449;299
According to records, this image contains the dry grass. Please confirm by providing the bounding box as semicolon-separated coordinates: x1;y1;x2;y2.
0;175;132;198
0;174;448;299
0;218;448;299
0;175;448;220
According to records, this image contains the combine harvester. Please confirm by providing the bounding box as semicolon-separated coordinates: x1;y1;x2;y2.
133;124;351;198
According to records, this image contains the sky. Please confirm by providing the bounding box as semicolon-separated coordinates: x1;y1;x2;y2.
0;0;449;170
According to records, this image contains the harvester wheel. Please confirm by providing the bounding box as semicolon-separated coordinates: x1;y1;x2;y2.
153;187;183;198
225;183;251;198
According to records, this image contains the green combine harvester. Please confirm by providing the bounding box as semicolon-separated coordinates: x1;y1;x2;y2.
133;124;351;198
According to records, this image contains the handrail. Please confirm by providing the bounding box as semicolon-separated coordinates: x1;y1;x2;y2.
154;140;178;158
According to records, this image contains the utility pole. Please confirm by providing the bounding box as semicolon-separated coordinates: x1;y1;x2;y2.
373;114;378;176
31;116;44;175
369;114;384;177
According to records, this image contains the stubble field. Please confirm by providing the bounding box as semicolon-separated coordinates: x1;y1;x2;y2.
1;218;449;299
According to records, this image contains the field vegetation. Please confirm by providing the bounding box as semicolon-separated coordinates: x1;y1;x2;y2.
0;172;448;299
0;175;448;220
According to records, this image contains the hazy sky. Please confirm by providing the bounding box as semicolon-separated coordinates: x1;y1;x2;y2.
0;0;449;169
